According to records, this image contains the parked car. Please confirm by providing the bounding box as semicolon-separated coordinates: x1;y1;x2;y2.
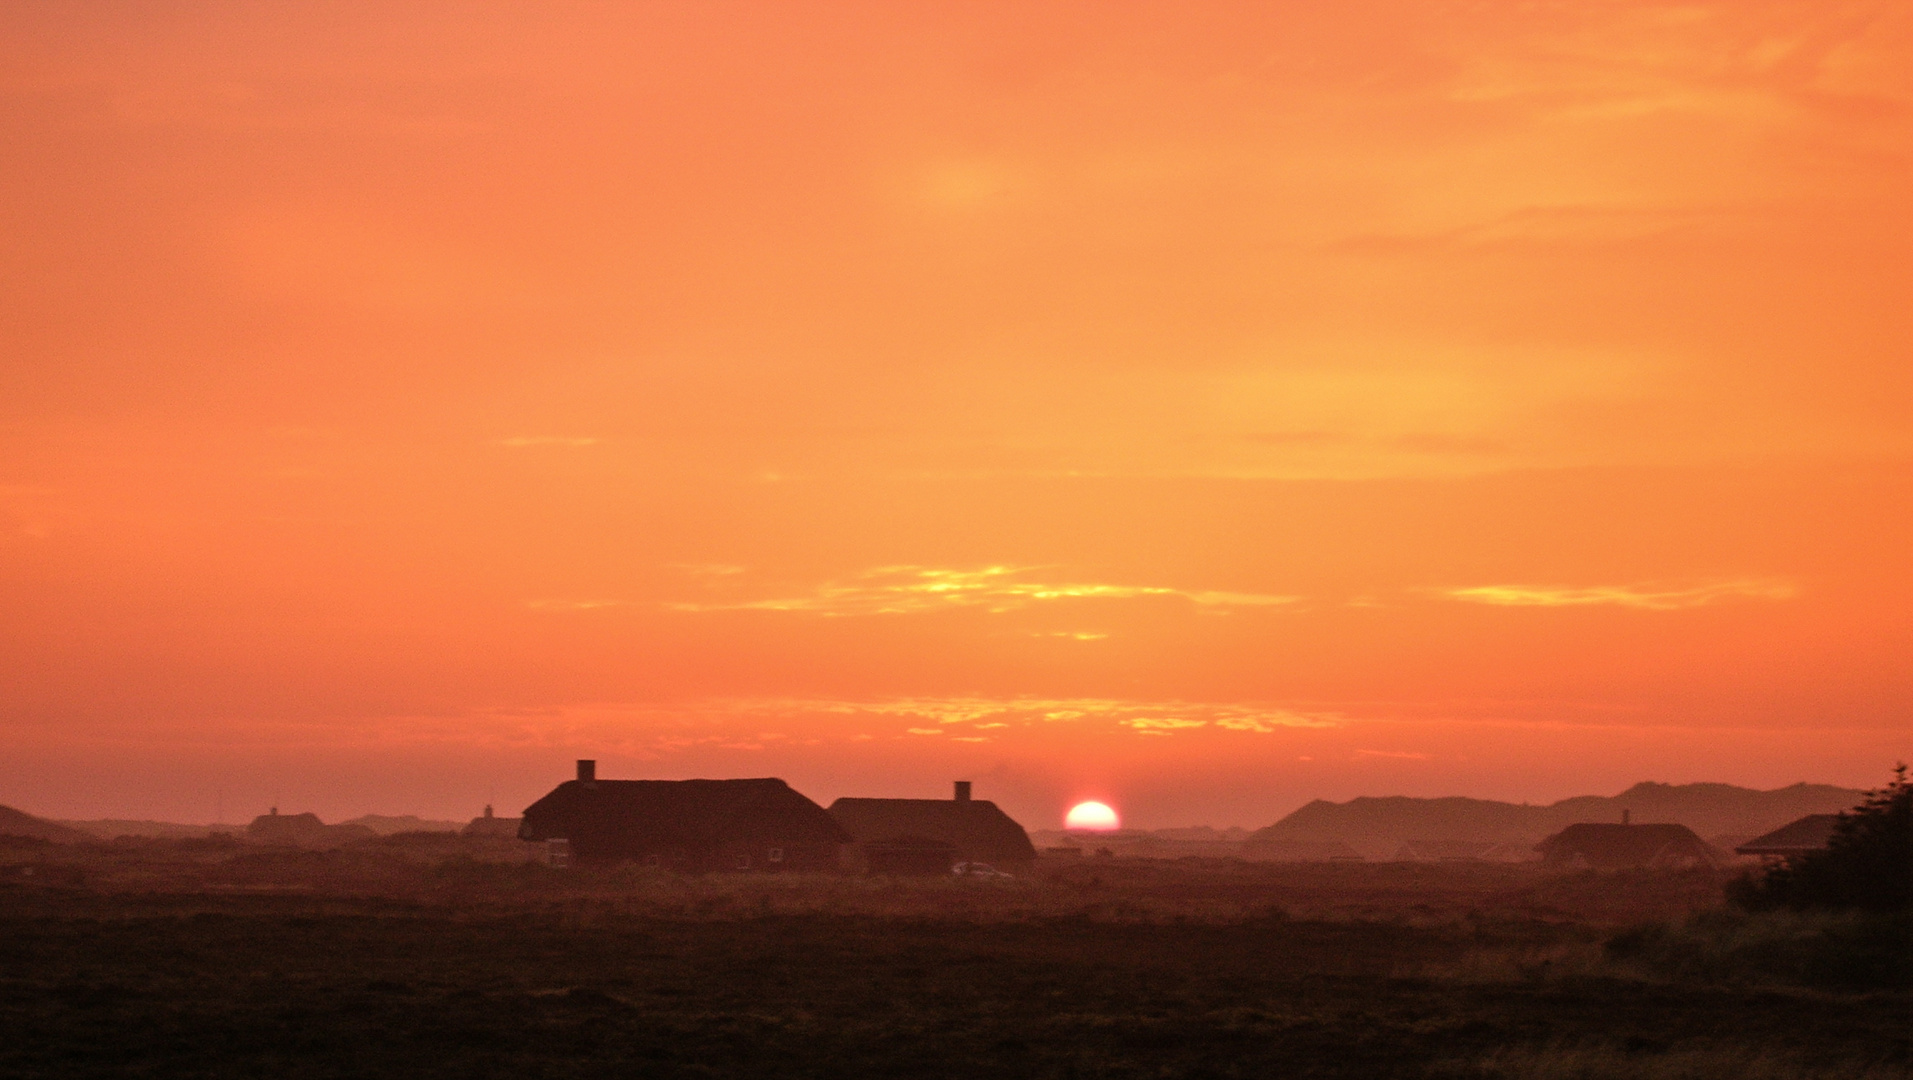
952;861;1013;879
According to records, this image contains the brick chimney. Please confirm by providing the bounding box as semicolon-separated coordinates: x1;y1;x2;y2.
954;781;971;803
577;759;597;783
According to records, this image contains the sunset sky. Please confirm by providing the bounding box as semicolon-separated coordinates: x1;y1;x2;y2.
2;1;1908;827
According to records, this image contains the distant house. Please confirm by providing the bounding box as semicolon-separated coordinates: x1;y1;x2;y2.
246;809;375;847
462;804;524;839
828;782;1037;873
861;836;962;876
517;761;849;870
1536;823;1720;869
1735;814;1841;857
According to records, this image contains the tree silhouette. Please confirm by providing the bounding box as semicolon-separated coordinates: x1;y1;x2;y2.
1730;764;1911;912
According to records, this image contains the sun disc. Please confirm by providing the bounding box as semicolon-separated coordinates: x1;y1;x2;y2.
1065;800;1120;831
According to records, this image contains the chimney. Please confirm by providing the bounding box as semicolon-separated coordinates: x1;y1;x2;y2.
1622;809;1631;825
483;804;494;819
577;759;597;783
954;781;972;803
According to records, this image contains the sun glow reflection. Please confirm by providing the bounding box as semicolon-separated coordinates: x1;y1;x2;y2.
1065;801;1120;831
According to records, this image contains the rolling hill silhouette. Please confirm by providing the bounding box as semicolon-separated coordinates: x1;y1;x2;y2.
1247;782;1866;861
0;805;95;844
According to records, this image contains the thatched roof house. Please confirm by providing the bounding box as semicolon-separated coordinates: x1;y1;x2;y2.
1536;822;1720;869
1735;814;1841;857
518;761;849;870
860;835;962;876
247;809;375;847
462;804;523;839
829;782;1036;871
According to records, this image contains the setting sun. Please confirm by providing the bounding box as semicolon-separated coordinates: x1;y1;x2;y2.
0;0;1903;832
1065;802;1121;831
0;5;1905;1074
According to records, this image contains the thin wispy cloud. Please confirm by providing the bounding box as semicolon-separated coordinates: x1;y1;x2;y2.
833;698;1339;739
1436;579;1798;611
527;598;629;611
426;697;1338;755
1125;717;1208;736
668;565;1298;616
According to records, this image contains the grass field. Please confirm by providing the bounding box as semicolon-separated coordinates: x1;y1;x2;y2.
1;840;1905;1078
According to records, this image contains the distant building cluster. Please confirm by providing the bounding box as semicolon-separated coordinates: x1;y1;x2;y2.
2;766;1857;880
515;762;1036;875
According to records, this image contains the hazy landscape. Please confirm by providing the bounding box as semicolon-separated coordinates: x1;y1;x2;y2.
6;1;1911;1076
4;776;1908;1079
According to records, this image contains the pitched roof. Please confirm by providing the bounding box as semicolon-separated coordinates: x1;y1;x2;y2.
828;798;1037;864
248;812;328;838
1735;814;1841;855
1536;823;1719;868
520;778;850;846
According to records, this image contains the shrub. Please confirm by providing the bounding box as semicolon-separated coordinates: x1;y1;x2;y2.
1728;764;1911;913
1604;908;1910;989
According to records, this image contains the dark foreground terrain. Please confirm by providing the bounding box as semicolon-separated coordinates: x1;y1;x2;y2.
0;842;1905;1079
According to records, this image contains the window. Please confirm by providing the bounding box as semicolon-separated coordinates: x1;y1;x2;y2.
735;854;752;870
767;847;784;862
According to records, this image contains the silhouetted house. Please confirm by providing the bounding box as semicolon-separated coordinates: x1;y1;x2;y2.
1735;814;1840;858
462;804;523;839
246;809;375;847
517;761;849;870
829;782;1036;873
861;835;962;876
1536;823;1719;869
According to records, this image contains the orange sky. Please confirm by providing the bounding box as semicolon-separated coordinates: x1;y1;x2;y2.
2;2;1908;826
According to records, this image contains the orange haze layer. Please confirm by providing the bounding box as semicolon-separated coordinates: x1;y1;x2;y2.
1;2;1908;828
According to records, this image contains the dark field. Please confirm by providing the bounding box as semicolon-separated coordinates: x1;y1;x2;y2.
1;842;1906;1079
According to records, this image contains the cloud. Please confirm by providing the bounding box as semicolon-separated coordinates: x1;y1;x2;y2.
1124;717;1208;736
1355;749;1430;760
815;698;1339;738
1215;717;1275;733
526;599;628;611
1436;579;1798;610
667;565;1298;616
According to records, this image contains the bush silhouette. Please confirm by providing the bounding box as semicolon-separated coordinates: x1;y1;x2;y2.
1729;764;1911;912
